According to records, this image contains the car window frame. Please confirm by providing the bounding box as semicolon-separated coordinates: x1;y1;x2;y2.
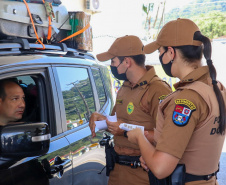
0;64;61;137
90;67;108;110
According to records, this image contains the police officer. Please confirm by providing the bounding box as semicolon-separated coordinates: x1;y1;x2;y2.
127;18;226;185
89;35;172;185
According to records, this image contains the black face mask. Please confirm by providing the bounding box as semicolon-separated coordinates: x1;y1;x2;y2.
110;62;128;81
159;50;174;77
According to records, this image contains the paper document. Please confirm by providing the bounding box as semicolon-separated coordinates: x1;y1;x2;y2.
119;123;144;132
95;113;118;130
107;113;117;122
95;120;107;130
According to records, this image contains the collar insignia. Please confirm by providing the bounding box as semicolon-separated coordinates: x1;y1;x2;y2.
159;95;167;103
139;81;147;86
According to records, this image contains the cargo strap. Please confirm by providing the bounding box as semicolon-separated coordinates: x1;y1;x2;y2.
43;0;54;41
23;0;46;49
59;23;90;43
24;0;89;46
47;16;52;40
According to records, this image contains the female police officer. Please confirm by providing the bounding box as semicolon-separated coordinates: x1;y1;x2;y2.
127;18;226;185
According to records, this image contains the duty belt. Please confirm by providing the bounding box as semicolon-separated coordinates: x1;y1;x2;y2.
115;154;141;168
185;170;219;182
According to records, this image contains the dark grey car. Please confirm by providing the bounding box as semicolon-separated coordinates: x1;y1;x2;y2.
0;40;114;185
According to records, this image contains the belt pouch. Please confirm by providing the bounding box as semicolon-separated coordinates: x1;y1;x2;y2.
170;164;186;185
148;170;169;185
105;145;116;176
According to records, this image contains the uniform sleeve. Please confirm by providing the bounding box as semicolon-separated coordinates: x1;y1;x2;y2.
140;81;172;125
155;89;209;159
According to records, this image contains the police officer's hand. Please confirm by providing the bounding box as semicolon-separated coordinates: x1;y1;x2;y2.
127;128;143;145
144;130;154;144
106;119;124;136
140;156;149;172
89;112;106;138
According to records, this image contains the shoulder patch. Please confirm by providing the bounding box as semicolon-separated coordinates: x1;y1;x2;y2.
172;99;196;126
159;95;167;103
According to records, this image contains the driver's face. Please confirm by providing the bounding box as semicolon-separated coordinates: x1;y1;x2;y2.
0;82;25;125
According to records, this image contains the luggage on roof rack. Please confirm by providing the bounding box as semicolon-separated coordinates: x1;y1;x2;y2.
0;0;70;42
65;11;93;52
0;0;93;52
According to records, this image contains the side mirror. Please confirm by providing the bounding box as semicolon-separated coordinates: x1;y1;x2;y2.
0;122;50;158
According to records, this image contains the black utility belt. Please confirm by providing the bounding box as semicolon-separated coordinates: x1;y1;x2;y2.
185;171;218;182
115;154;218;182
149;164;219;185
115;154;141;168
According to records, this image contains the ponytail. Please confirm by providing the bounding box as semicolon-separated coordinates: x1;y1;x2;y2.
194;31;226;135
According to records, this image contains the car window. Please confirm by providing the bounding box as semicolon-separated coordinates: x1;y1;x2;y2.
1;75;41;123
19;76;42;123
56;67;95;130
91;68;106;109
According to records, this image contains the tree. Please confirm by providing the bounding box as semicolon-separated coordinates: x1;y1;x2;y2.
143;3;154;32
165;0;226;23
142;1;166;39
192;11;226;39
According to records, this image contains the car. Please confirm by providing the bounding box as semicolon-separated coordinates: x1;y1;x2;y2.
0;39;114;185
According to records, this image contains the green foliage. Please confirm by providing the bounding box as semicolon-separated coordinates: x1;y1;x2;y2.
192;11;226;39
165;0;226;22
143;3;154;15
62;77;95;122
143;4;148;14
142;3;155;31
100;66;114;111
163;0;226;38
92;68;106;108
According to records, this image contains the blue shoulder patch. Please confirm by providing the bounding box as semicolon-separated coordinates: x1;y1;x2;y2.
172;99;196;127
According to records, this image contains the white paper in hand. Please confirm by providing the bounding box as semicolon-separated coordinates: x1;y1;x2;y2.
107;113;117;122
119;123;144;133
95;120;107;130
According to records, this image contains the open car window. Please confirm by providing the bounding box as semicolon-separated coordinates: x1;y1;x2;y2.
0;75;46;124
17;76;40;123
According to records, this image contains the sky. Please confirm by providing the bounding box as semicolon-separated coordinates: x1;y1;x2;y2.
164;0;194;12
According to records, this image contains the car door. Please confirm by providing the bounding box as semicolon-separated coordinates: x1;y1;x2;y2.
0;62;73;185
52;63;113;185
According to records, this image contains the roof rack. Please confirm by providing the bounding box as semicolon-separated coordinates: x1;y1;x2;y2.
0;38;95;60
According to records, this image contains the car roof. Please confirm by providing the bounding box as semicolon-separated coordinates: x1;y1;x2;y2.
0;55;106;67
